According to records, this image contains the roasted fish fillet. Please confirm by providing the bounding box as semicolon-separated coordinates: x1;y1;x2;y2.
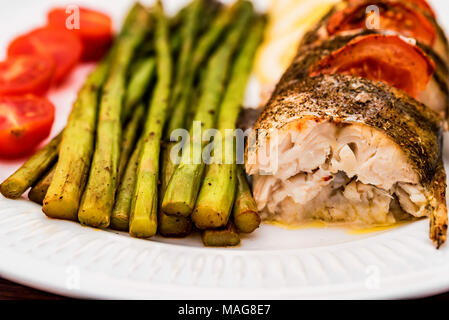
281;31;449;120
246;75;448;248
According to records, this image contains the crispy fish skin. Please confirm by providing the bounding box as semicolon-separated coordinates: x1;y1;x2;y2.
248;75;447;246
429;158;448;248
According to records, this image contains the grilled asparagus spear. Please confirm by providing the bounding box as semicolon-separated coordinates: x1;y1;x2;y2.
158;211;193;237
118;103;146;182
28;165;56;205
110;139;143;231
233;165;260;233
0;133;62;199
202;221;240;247
42;56;110;221
122;58;155;122
129;2;172;238
192;16;265;229
79;3;151;227
158;0;205;237
111;2;190;233
160;0;246;203
165;0;247;142
170;0;203;112
161;1;254;217
191;0;246;70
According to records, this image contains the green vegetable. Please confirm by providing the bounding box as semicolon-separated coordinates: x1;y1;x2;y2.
42;57;110;221
0;133;62;199
117;103;145;182
122;58;155;121
129;2;172;238
28;165;55;205
158;212;193;237
192;16;265;229
202;221;240;247
233;165;260;233
79;3;151;228
110;139;142;231
161;1;254;217
170;0;203;115
156;0;205;237
191;0;246;70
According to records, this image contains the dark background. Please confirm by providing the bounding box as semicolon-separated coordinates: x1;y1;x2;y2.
1;277;449;300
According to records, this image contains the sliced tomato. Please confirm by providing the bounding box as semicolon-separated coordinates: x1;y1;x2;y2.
0;95;55;157
47;7;113;61
7;27;82;83
327;2;437;47
345;0;436;18
407;0;436;17
309;34;435;98
0;55;54;96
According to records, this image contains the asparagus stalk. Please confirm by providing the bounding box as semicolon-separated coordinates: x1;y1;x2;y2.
28;165;56;205
164;0;241;133
159;142;194;237
42;56;110;220
159;140;193;237
161;1;254;217
233;165;260;233
129;2;172;238
0;133;62;199
202;221;240;247
191;0;245;71
157;0;205;237
79;4;151;228
122;58;155;121
159;0;242;197
165;0;244;136
158;212;193;237
192;16;265;229
110;139;143;231
117;103;145;181
170;0;203;112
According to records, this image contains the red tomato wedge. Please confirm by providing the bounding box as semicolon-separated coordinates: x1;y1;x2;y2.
0;95;55;157
0;55;54;96
309;34;435;98
48;7;113;61
407;0;436;17
327;2;437;47
345;0;436;18
7;28;82;83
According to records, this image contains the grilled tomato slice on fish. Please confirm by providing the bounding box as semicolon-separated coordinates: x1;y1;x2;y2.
345;0;436;18
309;34;435;98
327;1;436;46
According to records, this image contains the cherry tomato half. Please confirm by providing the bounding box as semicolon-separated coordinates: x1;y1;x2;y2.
48;7;113;61
0;95;55;157
7;27;82;83
0;55;55;96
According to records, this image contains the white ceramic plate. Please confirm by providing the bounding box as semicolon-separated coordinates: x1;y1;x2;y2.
0;0;449;300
